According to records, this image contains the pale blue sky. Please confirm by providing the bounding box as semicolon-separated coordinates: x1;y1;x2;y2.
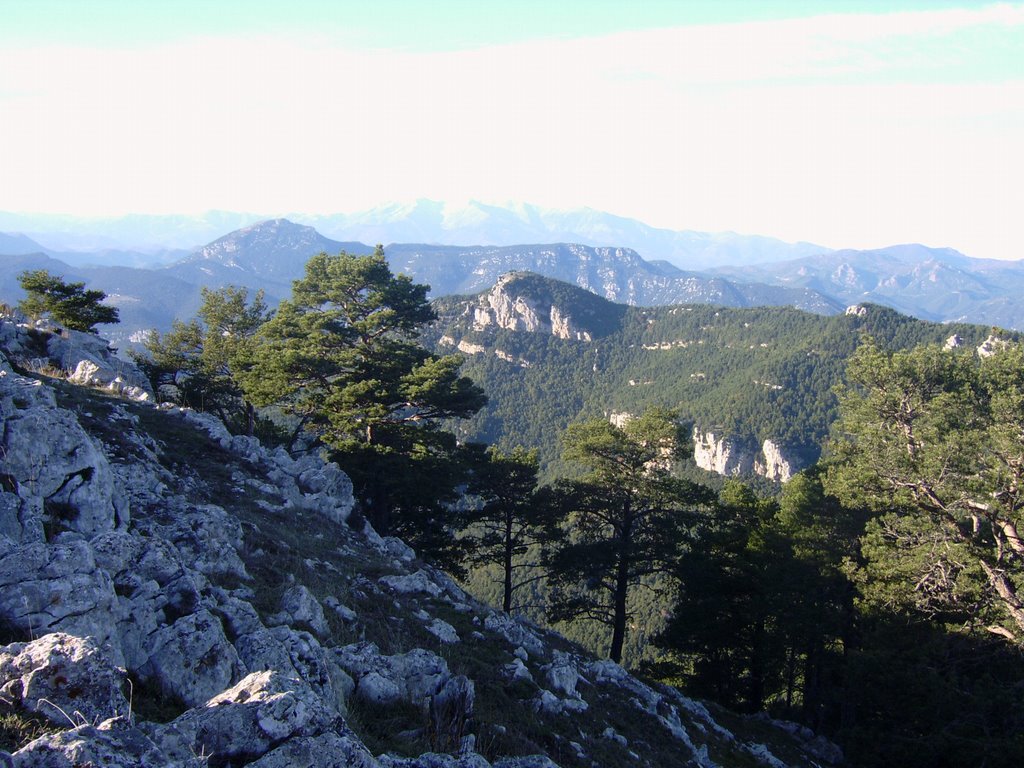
1;1;1006;51
1;1;1021;258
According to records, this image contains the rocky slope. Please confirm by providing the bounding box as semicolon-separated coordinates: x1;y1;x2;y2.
0;320;838;767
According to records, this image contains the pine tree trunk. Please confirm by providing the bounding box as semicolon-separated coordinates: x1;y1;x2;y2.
609;518;633;664
503;513;514;613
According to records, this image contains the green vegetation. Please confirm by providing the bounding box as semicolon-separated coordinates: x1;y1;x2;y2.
233;248;486;570
0;703;60;753
429;285;1004;478
128;259;1024;766
652;474;858;725
827;339;1024;644
17;268;120;332
136;285;272;434
460;445;556;613
648;341;1024;768
546;408;712;663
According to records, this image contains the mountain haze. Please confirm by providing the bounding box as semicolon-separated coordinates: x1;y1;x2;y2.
4;218;1024;351
1;201;830;270
298;200;831;269
711;244;1024;329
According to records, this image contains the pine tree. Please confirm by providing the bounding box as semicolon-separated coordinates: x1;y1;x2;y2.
236;248;486;567
826;338;1024;644
462;446;557;613
546;408;711;663
137;286;271;434
18;269;119;333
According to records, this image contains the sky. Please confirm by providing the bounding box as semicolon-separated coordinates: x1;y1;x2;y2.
0;0;1022;259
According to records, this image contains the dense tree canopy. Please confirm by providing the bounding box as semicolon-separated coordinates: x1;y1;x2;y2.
655;475;857;725
17;269;120;333
827;339;1024;644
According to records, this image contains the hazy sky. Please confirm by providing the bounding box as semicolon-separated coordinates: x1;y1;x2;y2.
1;0;1021;259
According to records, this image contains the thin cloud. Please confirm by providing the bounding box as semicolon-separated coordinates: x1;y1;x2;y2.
0;4;1020;259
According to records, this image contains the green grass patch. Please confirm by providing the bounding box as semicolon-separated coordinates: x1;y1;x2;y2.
0;702;61;753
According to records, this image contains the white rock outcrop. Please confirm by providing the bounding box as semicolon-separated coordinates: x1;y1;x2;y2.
0;633;129;726
692;431;755;476
755;439;797;483
977;334;1009;358
694;430;808;482
46;325;153;401
472;274;592;341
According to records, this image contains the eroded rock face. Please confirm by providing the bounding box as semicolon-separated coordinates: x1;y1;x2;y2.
472;274;592;341
0;634;129;727
0;321;152;404
543;651;580;699
247;730;380;767
46;329;153;402
141;609;244;707
692;431;755;477
12;717;185;768
182;411;355;526
90;530;202;670
0;538;121;657
0;365;127;538
755;439;797;483
274;585;330;639
151;670;341;764
693;431;809;482
978;334;1010;358
334;643;452;707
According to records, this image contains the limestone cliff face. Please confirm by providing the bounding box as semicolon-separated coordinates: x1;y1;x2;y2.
755;439;801;483
692;431;808;482
0;320;836;768
605;416;807;483
692;431;756;477
472;273;594;341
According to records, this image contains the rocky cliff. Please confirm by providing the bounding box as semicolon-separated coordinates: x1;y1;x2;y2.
470;274;604;342
692;432;809;483
0;320;838;767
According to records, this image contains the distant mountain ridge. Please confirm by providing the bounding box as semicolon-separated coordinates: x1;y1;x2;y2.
168;218;374;290
1;200;829;270
3;217;1024;351
296;200;831;269
710;244;1024;329
383;241;841;313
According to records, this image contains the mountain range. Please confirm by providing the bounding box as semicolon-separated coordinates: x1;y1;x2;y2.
0;200;826;270
3;214;1024;347
0;219;844;347
710;244;1024;329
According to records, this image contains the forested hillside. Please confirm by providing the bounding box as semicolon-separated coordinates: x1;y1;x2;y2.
426;274;1006;480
